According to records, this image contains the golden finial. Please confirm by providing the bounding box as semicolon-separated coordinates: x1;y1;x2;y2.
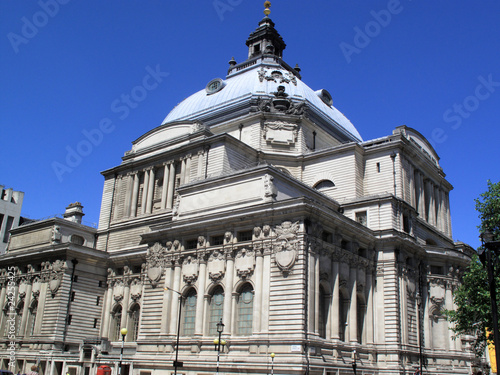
264;1;271;16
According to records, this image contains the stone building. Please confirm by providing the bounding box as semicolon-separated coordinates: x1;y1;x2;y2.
0;186;24;254
0;5;479;375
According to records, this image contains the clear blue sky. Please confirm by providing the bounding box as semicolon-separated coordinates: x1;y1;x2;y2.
1;1;499;249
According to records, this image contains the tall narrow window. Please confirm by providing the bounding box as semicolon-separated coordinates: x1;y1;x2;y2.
182;289;197;336
357;298;366;344
208;286;224;336
129;304;140;341
339;292;349;342
236;284;254;335
112;305;122;341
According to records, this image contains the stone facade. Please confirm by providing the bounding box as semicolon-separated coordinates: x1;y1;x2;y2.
0;10;480;375
0;186;24;254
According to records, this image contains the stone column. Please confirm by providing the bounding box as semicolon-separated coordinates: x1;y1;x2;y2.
179;157;186;185
184;154;191;184
197;150;204;178
261;246;272;333
146;167;155;214
19;282;33;336
223;250;234;334
349;266;358;343
124;173;134;217
160;164;169;210
141;169;150;215
101;283;114;339
365;268;374;345
166;161;176;210
331;259;340;340
120;280;130;339
314;252;320;335
161;265;173;334
130;172;140;217
253;248;264;333
195;255;207;336
112;175;123;221
169;260;182;335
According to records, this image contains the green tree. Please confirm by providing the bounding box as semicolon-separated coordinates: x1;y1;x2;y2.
447;180;500;357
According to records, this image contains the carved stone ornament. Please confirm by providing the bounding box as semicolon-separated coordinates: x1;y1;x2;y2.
208;250;225;282
263;121;299;145
235;248;255;279
257;68;297;86
49;259;66;296
130;278;143;302
182;256;199;284
198;236;206;248
146;242;166;288
224;232;233;245
113;280;124;302
263;174;278;202
51;225;62;244
273;221;300;273
262;225;271;237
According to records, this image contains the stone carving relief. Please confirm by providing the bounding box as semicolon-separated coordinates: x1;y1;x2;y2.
224;232;233;245
51;225;62;244
49;259;66;296
257;68;297;86
273;221;300;274
146;242;166;288
263;120;299;145
182;256;199;284
130;278;143;302
257;86;306;116
235;247;255;279
113;280;124;302
197;236;206;248
263;174;278;202
208;250;225;282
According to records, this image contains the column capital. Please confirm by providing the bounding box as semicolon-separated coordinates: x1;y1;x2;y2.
144;166;155;172
164;160;175;166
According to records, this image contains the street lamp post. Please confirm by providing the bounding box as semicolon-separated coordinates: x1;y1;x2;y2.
270;353;275;375
165;287;183;375
118;328;127;375
480;229;500;373
214;319;225;375
351;349;357;375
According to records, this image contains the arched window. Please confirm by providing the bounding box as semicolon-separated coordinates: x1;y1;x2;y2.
236;284;254;335
129;304;140;341
111;305;122;341
208;286;224;336
182;289;197;336
313;180;335;190
318;285;328;339
28;300;38;337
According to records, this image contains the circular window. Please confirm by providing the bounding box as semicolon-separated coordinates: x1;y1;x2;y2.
205;78;226;95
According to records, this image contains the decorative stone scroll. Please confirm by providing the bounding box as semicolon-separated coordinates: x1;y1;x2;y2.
146;242;166;288
235;248;255;279
273;221;300;274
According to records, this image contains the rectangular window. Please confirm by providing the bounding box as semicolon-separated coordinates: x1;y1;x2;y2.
93;318;98;328
355;211;367;226
3;216;14;243
185;239;198;249
322;231;332;242
376;162;381;173
73;275;78;282
0;214;4;232
237;230;253;242
67;315;72;325
98;280;102;288
211;235;224;246
71;291;76;301
96;296;100;306
403;214;410;233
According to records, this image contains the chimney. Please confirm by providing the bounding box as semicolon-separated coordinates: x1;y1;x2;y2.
64;202;85;224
